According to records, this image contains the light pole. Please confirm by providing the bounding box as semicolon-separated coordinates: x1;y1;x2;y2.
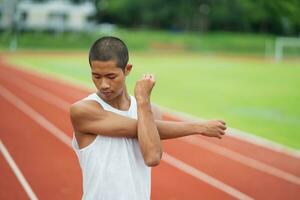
9;0;19;52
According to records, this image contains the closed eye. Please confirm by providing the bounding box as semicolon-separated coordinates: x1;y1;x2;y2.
107;76;116;79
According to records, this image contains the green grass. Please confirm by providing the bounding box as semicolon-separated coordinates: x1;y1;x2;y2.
2;29;300;58
1;29;293;56
6;52;300;149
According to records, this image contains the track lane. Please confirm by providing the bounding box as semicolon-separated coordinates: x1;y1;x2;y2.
0;63;88;103
162;113;300;177
0;146;30;200
0;94;82;199
151;161;234;200
182;136;300;186
200;134;300;176
162;138;300;200
0;139;38;200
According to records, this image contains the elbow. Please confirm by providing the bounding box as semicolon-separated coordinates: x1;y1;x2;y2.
145;157;161;167
144;151;162;167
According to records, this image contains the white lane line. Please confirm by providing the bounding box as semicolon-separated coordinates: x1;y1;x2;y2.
0;140;39;200
2;75;300;185
181;136;300;186
0;74;70;112
227;127;300;159
163;153;253;200
0;85;71;148
0;84;254;200
157;104;300;159
2;64;89;98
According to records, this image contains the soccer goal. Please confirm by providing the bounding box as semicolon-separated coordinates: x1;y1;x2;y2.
274;37;300;62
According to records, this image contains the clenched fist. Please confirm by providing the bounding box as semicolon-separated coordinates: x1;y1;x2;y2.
134;74;156;103
194;119;227;139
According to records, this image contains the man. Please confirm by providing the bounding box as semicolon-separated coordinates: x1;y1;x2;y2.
70;36;227;200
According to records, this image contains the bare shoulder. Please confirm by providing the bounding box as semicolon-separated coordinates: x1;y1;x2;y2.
69;100;105;149
151;103;163;120
70;99;104;119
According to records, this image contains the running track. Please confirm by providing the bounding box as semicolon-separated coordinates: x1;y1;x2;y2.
0;61;300;200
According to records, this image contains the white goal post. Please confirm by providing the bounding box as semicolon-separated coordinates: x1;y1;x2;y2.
274;37;300;62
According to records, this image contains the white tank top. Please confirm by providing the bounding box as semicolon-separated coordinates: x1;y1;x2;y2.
72;93;151;200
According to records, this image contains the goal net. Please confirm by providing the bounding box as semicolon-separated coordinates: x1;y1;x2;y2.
274;37;300;62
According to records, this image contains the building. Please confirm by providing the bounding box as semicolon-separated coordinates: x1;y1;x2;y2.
0;0;96;32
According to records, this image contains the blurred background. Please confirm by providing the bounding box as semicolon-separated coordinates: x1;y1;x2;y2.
0;0;300;149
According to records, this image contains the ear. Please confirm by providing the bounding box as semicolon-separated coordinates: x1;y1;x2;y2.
124;64;132;76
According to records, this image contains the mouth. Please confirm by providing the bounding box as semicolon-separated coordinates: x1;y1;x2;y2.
100;91;113;98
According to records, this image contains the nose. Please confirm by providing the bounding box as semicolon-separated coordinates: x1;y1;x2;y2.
100;79;110;90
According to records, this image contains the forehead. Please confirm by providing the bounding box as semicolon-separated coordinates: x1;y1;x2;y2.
90;60;122;74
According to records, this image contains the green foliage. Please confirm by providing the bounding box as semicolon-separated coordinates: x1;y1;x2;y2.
96;0;300;35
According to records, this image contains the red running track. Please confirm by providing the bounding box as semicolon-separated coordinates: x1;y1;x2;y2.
0;62;300;200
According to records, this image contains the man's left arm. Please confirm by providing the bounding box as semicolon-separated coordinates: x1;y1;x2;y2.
151;104;227;140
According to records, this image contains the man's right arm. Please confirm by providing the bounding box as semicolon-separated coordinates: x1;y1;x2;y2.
70;100;226;140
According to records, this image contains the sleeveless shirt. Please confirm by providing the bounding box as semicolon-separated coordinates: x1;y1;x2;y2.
72;93;151;200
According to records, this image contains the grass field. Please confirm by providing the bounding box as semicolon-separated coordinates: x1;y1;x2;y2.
5;51;300;149
0;29;282;55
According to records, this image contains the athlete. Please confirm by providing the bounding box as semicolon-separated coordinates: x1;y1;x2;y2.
70;36;227;200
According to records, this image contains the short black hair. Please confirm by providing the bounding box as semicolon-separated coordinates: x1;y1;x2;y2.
89;36;129;70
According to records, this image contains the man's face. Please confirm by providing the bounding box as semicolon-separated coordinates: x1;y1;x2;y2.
90;60;131;101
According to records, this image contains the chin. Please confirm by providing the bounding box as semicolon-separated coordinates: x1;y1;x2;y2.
100;93;114;101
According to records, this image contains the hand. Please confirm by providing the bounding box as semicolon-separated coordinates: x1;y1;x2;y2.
194;119;227;139
134;74;156;103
